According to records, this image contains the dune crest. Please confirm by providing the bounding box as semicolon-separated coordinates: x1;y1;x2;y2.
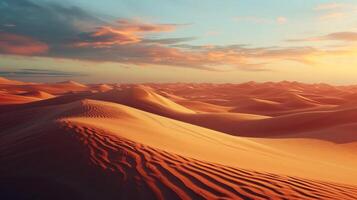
2;78;357;199
92;86;196;114
19;90;55;99
2;98;357;199
0;77;25;85
0;93;40;105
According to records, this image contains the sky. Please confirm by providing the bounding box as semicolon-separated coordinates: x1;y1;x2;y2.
1;0;357;84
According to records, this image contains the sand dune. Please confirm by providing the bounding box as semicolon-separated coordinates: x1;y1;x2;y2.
91;85;196;115
230;98;286;114
0;77;25;85
39;81;89;94
56;80;88;88
2;78;357;199
18;90;55;99
157;90;187;101
157;91;233;113
281;93;320;108
231;106;357;138
89;86;272;134
0;93;40;105
175;100;232;113
0;79;89;95
89;84;114;92
2;99;357;199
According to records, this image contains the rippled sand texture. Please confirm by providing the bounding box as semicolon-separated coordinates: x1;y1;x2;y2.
1;77;357;199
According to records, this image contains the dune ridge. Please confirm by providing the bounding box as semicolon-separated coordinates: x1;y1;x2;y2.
19;90;55;99
1;98;357;199
89;86;272;135
2;77;357;199
0;77;25;85
58;120;357;200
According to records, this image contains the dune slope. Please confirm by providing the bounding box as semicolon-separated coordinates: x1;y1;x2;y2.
1;99;357;199
90;87;271;135
19;90;55;99
2;78;357;199
0;93;40;105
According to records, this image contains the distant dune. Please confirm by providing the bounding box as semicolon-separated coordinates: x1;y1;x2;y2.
1;77;357;199
89;84;114;92
19;90;55;99
0;77;25;85
0;92;40;105
91;85;197;115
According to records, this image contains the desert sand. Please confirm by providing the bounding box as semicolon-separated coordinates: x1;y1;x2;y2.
1;77;357;199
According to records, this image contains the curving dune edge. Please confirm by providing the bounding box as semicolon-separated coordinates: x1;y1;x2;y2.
1;77;357;199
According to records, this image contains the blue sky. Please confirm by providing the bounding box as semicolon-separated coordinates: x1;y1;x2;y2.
58;0;355;45
1;0;357;84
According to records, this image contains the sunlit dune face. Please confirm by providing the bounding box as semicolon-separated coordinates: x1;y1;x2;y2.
0;32;48;55
2;78;357;199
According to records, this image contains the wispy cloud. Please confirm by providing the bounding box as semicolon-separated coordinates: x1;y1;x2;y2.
314;2;356;22
0;0;352;72
323;32;357;41
0;32;48;55
287;32;357;42
314;3;346;11
74;20;181;48
319;12;347;21
234;16;288;24
143;37;196;45
0;68;87;77
276;17;288;24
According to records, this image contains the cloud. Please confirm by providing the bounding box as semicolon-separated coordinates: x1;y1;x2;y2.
58;42;320;71
287;32;357;42
0;0;343;72
143;37;196;45
276;17;288;24
314;3;346;11
324;32;357;41
319;12;346;21
75;26;141;47
314;2;355;22
74;20;180;48
0;68;87;77
0;0;103;45
114;19;177;32
0;32;48;55
234;16;288;25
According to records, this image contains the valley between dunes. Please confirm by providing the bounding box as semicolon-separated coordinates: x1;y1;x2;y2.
1;77;357;199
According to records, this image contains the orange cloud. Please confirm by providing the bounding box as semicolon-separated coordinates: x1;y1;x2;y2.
324;32;357;41
0;32;48;55
115;19;176;32
287;32;357;42
73;43;317;71
75;26;141;47
75;20;177;48
0;15;338;72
